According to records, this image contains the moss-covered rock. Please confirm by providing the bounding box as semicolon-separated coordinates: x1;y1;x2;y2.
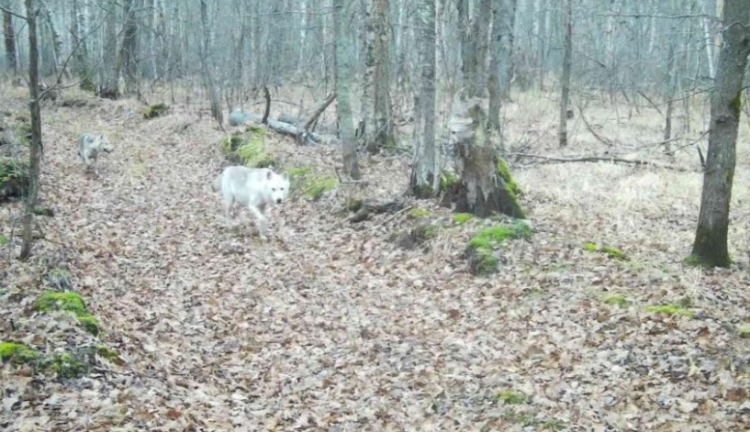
34;291;102;335
34;291;88;315
645;304;694;318
222;128;276;168
439;171;457;192
0;158;29;202
76;314;100;336
142;103;169;119
79;77;96;93
738;325;750;339
44;353;88;379
0;342;38;364
467;247;499;276
583;242;628;260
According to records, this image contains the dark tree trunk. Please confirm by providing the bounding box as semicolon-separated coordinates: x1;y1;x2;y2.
20;0;42;260
3;7;15;72
119;0;139;95
452;100;525;219
689;0;750;268
558;0;572;147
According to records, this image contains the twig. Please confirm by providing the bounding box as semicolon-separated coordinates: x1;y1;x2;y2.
261;85;271;125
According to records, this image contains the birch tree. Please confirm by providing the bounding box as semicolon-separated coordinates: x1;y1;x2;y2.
334;0;361;179
410;0;437;197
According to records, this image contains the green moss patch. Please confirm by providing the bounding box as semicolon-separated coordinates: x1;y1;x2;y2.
497;158;522;196
0;234;8;245
645;304;694;318
453;213;474;224
583;242;628;261
141;103;169;119
469;221;533;250
0;342;39;364
285;166;311;178
44;353;88;379
407;208;431;220
34;291;101;335
15;122;32;145
222;128;275;168
738;325;750;339
303;176;338;200
497;391;527;405
439;171;457;192
601;293;628;308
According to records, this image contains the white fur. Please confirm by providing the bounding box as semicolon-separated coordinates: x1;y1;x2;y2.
212;166;290;238
78;133;113;172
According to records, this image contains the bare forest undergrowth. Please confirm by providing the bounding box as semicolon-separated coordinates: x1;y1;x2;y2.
2;86;750;431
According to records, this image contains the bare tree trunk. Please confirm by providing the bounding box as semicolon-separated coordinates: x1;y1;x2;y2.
465;0;492;98
488;0;517;132
558;0;572;147
334;0;361;179
71;0;91;85
410;0;437;197
363;0;395;154
119;0;138;95
663;26;677;148
100;0;120;99
20;0;42;260
689;0;750;268
200;0;222;124
3;4;15;72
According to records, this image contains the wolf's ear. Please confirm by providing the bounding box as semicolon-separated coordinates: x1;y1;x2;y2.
266;170;273;180
282;172;290;181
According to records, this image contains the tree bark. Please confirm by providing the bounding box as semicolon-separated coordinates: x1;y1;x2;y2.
20;0;42;260
3;4;15;72
119;0;138;95
452;100;525;219
334;0;361;179
199;0;223;124
410;0;437;198
558;0;572;147
465;0;492;98
690;0;750;268
100;0;120;99
488;0;517;132
363;0;395;154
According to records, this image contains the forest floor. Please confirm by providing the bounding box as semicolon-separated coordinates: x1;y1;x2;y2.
2;85;750;431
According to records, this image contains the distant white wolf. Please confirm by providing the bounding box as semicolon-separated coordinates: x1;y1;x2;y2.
78;133;113;171
212;166;290;238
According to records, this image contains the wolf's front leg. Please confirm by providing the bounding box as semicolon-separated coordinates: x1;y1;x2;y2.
247;205;268;239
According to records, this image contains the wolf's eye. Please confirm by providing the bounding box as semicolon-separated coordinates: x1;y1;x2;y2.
271;188;276;191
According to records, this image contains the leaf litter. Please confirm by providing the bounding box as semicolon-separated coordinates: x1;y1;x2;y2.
1;89;749;431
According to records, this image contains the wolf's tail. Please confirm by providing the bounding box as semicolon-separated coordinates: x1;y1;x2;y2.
211;173;223;193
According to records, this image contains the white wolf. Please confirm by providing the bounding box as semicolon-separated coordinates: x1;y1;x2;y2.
78;133;113;171
212;166;290;238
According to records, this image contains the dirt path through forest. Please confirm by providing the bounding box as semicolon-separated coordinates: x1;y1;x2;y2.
4;98;749;431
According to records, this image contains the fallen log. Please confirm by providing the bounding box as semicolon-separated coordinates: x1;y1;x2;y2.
510;153;695;172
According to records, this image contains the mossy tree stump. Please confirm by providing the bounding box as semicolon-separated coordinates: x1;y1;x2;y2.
449;99;525;219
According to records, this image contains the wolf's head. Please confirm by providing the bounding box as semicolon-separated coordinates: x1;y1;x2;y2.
265;170;290;204
96;134;114;153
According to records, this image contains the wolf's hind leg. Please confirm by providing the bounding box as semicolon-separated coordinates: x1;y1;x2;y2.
223;196;235;226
